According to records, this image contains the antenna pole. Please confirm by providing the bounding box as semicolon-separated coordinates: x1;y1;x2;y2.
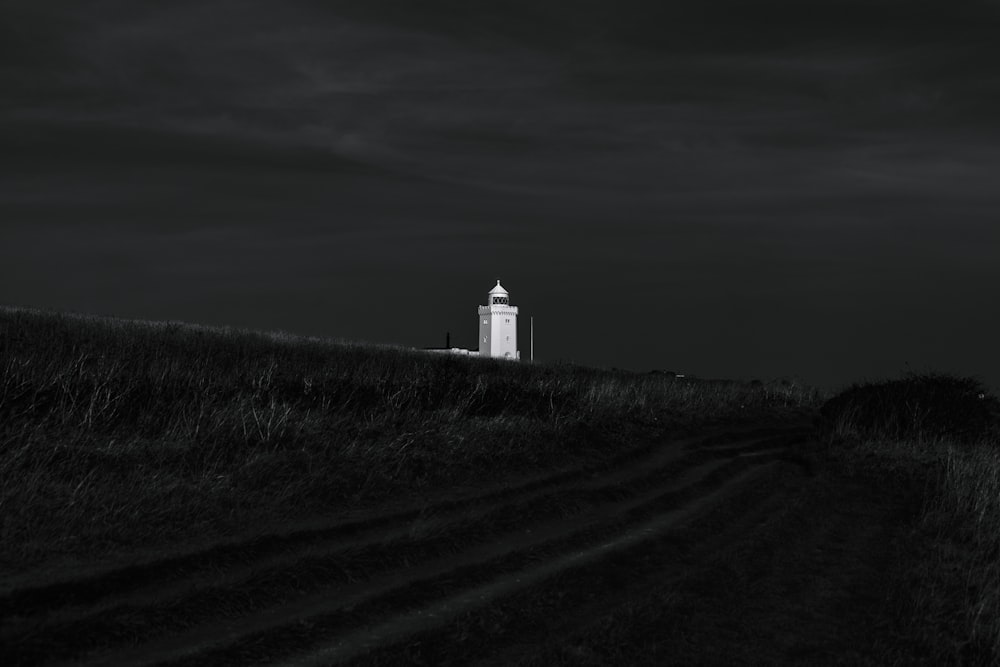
530;316;534;363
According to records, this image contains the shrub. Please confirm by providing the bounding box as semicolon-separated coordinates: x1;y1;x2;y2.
820;373;1000;444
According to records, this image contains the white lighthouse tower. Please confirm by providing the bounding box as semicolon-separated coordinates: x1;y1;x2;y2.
478;280;519;360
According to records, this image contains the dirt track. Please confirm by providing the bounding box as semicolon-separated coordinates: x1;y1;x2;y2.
0;418;917;666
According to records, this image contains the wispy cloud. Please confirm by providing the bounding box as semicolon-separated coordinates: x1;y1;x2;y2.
3;0;1000;387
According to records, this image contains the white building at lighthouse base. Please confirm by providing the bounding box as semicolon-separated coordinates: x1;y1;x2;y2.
422;280;521;361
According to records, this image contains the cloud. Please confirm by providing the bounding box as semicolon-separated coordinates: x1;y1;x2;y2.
5;0;1000;195
3;0;1000;388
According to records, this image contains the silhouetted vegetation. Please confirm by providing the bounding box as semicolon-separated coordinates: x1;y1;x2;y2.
0;306;819;572
820;373;1000;445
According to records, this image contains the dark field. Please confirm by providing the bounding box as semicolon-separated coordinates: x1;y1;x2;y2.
1;307;997;665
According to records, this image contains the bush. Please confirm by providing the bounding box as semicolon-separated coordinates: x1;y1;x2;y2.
820;373;1000;444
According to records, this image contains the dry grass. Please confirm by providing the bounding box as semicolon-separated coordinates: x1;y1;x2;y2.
0;306;819;574
821;375;1000;666
915;442;1000;663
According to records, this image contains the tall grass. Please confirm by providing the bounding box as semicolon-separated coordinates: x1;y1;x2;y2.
821;374;1000;665
0;306;820;573
914;442;1000;663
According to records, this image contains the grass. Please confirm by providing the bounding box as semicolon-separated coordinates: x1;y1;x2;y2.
0;306;820;574
364;372;1000;667
820;374;1000;666
5;306;1000;664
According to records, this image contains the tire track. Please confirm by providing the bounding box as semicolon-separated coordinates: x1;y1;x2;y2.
497;473;911;666
79;448;793;666
1;422;812;667
296;460;801;667
0;421;802;618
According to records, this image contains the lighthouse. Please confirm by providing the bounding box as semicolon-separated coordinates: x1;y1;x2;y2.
478;280;519;360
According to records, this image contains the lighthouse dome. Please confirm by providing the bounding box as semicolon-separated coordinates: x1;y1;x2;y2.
488;280;510;305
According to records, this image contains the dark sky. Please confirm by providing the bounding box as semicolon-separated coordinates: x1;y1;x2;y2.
3;0;999;391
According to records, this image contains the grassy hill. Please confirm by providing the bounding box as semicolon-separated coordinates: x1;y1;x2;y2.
4;306;1000;664
0;306;819;574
